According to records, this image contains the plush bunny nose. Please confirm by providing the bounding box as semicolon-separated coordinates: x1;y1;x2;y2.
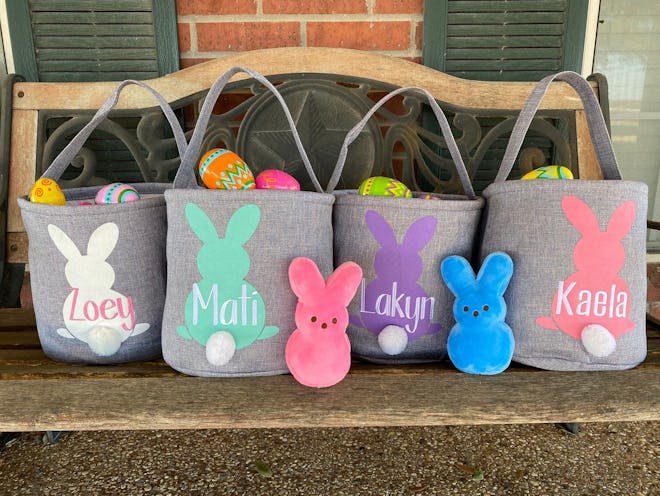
321;323;328;329
473;310;479;317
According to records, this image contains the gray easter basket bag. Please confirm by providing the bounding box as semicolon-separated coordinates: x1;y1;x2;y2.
332;87;484;364
479;71;648;371
18;80;187;364
162;67;335;377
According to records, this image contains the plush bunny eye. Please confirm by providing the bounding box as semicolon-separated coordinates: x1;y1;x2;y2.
463;306;469;312
483;305;489;312
311;316;317;322
332;317;338;324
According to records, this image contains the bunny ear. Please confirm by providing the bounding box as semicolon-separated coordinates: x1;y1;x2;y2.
562;196;601;235
289;257;326;302
185;203;218;243
476;252;513;297
402;216;437;252
225;204;260;245
365;210;397;248
48;224;81;260
326;261;363;306
441;255;477;297
87;222;119;260
606;200;636;240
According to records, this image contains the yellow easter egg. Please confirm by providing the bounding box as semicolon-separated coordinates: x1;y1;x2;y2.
415;193;440;200
29;178;66;205
198;148;256;190
357;176;413;198
521;165;574;180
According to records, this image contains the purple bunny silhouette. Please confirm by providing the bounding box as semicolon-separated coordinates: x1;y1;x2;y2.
351;210;441;355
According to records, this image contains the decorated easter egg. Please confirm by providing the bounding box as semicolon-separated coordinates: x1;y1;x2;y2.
95;183;140;204
357;176;413;198
29;178;66;205
198;148;256;190
521;165;574;180
415;193;440;200
255;169;301;191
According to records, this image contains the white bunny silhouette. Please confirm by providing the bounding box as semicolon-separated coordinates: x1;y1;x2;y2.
48;222;150;356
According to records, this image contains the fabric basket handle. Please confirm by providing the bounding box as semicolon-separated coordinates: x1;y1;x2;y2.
173;66;322;192
42;79;188;182
496;71;621;182
326;86;476;199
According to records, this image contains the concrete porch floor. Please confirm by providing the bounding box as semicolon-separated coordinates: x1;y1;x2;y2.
0;422;657;495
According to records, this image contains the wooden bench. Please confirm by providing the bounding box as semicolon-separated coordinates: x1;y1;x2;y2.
1;48;658;432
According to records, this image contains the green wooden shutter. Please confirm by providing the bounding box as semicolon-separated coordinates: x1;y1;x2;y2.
5;0;179;82
423;0;589;81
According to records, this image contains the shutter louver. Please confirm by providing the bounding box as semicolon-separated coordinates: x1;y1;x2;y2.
421;0;589;191
444;0;568;81
28;0;161;82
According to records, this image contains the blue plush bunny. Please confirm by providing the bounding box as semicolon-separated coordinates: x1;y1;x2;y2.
440;252;514;375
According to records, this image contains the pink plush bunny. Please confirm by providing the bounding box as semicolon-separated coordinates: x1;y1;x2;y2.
285;257;363;388
536;195;637;357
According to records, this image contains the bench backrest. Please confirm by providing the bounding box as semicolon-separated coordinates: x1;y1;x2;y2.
2;47;607;268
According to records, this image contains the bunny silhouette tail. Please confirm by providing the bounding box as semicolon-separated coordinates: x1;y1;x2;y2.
205;331;236;366
378;325;409;355
87;324;123;356
581;324;617;357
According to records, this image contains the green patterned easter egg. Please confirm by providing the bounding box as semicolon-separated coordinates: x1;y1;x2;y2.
358;176;413;198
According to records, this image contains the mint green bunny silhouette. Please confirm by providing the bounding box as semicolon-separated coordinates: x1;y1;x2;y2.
177;203;279;366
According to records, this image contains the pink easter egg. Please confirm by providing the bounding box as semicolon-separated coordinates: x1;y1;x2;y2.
95;183;140;204
255;169;300;191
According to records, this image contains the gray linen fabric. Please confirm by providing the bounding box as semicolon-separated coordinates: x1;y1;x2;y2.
18;80;186;363
331;86;484;363
479;72;648;370
162;67;335;377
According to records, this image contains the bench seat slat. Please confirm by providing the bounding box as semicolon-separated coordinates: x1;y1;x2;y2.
0;367;658;432
0;308;658;431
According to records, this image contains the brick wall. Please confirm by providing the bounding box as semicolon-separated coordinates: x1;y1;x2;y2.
176;0;425;67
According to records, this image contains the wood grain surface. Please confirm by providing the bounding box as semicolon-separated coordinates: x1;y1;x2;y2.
1;308;658;431
6;47;605;238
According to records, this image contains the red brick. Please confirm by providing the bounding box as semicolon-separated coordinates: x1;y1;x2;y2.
196;22;301;51
177;23;191;53
179;58;214;69
648;263;660;302
263;0;367;14
176;0;256;16
374;0;424;14
307;21;411;51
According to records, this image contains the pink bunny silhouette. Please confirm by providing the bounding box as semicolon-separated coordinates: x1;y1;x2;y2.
536;196;636;357
285;257;363;388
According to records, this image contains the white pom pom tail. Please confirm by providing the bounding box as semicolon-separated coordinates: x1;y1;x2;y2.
581;324;617;357
206;331;236;366
378;325;409;355
87;324;123;356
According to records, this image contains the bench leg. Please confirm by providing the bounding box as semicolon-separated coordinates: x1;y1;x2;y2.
44;431;64;444
0;432;18;450
560;422;580;435
0;263;25;308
